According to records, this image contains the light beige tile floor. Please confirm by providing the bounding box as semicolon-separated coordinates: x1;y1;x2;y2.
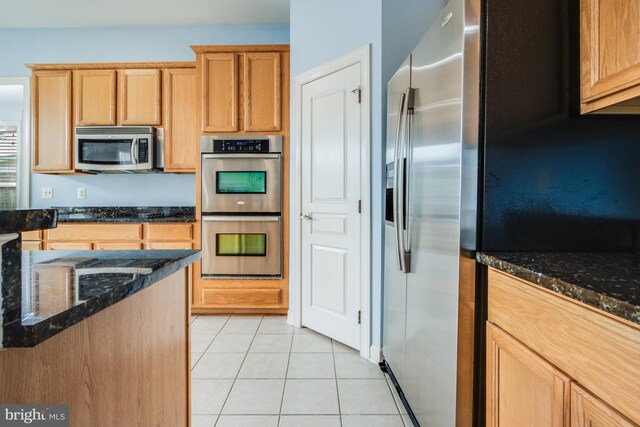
190;315;407;426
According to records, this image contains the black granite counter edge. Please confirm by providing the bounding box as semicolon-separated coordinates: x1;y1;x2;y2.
57;215;196;223
0;209;57;234
54;206;195;223
477;253;640;325
3;250;201;348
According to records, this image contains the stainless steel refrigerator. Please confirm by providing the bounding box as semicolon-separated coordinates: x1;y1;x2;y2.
383;0;480;425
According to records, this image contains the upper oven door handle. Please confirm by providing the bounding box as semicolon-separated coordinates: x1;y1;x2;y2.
202;215;281;222
202;154;281;160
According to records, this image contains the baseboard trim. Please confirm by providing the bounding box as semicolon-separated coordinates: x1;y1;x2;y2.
369;345;382;363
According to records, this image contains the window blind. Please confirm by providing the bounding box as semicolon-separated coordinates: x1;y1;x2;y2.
0;126;18;209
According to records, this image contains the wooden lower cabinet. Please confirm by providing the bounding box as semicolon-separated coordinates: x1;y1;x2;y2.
571;383;636;427
487;323;571;427
487;269;640;427
43;222;195;251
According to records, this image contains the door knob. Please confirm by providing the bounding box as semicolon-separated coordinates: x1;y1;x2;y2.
301;213;313;221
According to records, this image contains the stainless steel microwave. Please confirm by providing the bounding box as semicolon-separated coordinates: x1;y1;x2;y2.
75;126;162;172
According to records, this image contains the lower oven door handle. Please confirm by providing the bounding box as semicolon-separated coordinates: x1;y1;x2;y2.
202;154;281;160
202;216;280;222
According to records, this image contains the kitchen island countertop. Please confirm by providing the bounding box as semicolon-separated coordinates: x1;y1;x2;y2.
1;249;200;348
478;252;640;325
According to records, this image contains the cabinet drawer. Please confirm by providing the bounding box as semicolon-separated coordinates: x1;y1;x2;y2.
22;241;43;250
47;224;142;241
95;242;143;250
21;230;42;241
488;268;640;425
46;242;93;250
145;223;193;241
201;288;281;307
145;242;193;250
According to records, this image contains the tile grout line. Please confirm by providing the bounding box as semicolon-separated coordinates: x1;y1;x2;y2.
213;316;264;424
331;340;344;427
190;315;230;373
277;323;295;426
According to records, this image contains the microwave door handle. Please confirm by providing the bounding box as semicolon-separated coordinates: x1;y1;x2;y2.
131;139;139;164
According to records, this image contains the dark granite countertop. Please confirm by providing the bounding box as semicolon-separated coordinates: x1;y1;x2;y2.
0;209;57;234
54;206;195;223
1;249;200;348
478;252;640;325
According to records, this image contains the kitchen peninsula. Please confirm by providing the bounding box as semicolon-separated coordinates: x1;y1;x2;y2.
0;209;200;426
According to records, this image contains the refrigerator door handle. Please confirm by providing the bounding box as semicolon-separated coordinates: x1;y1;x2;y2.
393;91;407;272
403;88;415;273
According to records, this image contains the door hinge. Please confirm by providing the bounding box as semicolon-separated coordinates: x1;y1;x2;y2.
358;310;362;324
358;200;362;214
351;86;362;104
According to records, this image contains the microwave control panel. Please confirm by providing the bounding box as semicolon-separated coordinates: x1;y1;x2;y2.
138;139;149;162
213;139;269;153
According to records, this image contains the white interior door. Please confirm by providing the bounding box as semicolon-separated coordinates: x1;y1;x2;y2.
300;63;362;349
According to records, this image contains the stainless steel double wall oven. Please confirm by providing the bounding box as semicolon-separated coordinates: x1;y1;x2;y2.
200;136;283;277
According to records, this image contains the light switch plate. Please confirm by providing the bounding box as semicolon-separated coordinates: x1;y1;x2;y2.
42;187;53;199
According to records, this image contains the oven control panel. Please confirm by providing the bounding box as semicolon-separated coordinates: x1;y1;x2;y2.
213;139;269;153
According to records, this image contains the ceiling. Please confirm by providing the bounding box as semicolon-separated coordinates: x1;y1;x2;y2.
0;0;290;28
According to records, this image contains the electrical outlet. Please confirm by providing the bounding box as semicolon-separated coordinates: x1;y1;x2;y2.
41;187;53;199
77;187;86;200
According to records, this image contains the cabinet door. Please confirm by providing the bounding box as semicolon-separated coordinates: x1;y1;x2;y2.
118;69;161;125
244;52;281;131
74;69;117;126
163;68;197;172
581;0;640;113
32;70;73;172
571;383;637;427
202;53;238;132
487;323;570;427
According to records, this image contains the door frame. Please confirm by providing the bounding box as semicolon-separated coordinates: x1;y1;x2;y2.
0;77;31;209
289;45;372;360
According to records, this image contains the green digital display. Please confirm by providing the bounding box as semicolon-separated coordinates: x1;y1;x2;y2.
216;234;267;256
216;171;266;194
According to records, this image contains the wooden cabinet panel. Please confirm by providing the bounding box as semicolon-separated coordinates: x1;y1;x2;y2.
118;69;161;125
74;70;116;125
488;268;640;424
32;70;73;172
244;52;281;131
571;383;637;427
46;242;94;250
94;242;143;250
487;323;570;427
146;223;194;241
47;224;142;242
201;288;281;307
202;53;238;132
581;0;640;113
163;68;197;172
31;264;75;317
22;241;43;250
145;242;193;250
21;230;42;241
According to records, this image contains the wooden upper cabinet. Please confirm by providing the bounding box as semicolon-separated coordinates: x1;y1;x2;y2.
244;52;281;132
581;0;640;113
202;53;238;132
32;70;73;173
118;69;161;125
74;69;116;125
571;383;637;427
163;68;197;172
486;323;571;427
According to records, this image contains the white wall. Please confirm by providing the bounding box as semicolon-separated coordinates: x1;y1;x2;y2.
0;24;289;208
0;86;23;122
